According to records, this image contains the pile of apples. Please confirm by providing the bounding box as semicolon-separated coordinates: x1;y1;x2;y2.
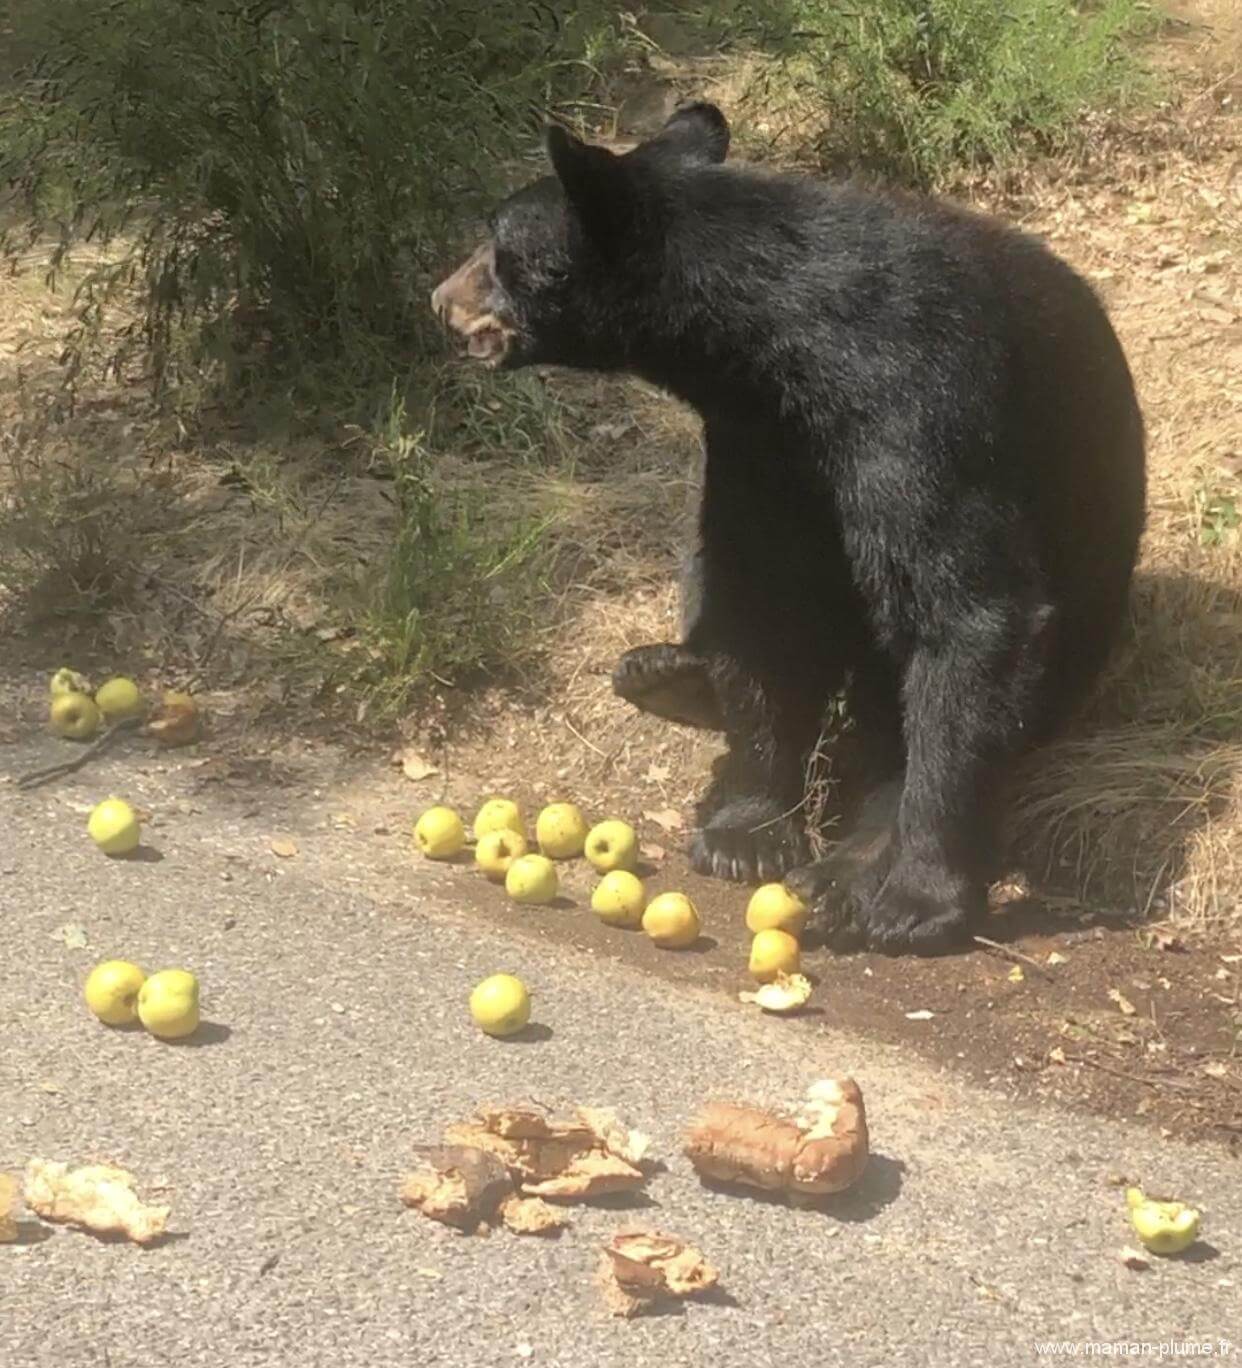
414;796;813;1020
48;667;143;741
414;798;703;951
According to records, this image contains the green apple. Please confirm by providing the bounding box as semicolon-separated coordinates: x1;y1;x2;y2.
535;802;589;859
49;691;102;741
87;797;142;856
504;853;559;905
137;969;200;1040
469;974;531;1037
584;819;638;874
749;927;801;982
745;883;808;936
413;806;466;859
476;828;528;881
642;892;701;948
83;959;147;1025
591;870;646;928
49;667;91;697
473;797;524;840
95;676;144;721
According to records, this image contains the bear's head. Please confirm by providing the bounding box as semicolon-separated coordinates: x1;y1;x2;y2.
429;102;731;371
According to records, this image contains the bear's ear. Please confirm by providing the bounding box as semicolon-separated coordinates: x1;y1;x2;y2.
644;101;730;165
545;124;633;249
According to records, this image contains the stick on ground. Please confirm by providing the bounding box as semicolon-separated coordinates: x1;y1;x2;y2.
15;716;144;792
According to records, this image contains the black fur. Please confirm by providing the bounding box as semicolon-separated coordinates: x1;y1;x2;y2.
431;102;1146;955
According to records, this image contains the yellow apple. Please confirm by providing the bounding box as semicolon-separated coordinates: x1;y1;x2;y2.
83;960;147;1026
746;883;808;936
749;928;801;982
584;819;639;874
49;667;91;697
505;853;559;905
473;797;524;840
469;973;531;1037
94;676;144;721
86;797;142;856
591;870;646;928
413;806;466;859
642;892;701;948
476;828;528;881
49;691;101;741
137;969;200;1040
535;802;589;859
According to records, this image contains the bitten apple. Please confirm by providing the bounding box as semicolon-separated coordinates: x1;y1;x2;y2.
584;820;638;874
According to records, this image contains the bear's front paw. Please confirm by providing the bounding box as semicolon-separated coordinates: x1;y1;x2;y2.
612;643;724;731
689;796;808;884
783;859;868;953
786;806;897;952
850;859;981;956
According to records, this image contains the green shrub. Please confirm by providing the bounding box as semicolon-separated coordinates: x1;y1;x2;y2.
686;0;1159;184
0;0;618;389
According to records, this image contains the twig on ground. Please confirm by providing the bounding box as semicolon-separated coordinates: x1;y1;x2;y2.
972;935;1056;981
15;717;144;791
561;713;607;759
1065;1054;1198;1092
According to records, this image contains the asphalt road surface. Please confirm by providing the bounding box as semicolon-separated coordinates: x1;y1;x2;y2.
2;726;1239;1368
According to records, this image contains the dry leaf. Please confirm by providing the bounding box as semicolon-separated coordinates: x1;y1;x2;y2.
499;1195;569;1236
1108;989;1137;1017
987;876;1030;909
395;747;439;782
1007;965;1025;983
1048;1047;1068;1065
51;924;88;949
0;1173;17;1243
643;808;684;833
598;1228;718;1317
905;1009;935;1021
639;842;666;864
24;1160;169;1244
1120;1246;1152;1271
1047;951;1067;966
644;763;670;784
1203;1062;1229;1080
270;837;299;859
1221;954;1241;965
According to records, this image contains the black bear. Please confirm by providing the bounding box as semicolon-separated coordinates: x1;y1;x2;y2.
430;102;1145;955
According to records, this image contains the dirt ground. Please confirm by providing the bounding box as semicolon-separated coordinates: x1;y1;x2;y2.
1;4;1240;1146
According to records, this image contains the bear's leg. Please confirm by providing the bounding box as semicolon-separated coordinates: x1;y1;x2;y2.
790;600;1053;953
611;535;727;731
850;602;1052;954
785;650;906;943
612;643;725;731
687;655;832;883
